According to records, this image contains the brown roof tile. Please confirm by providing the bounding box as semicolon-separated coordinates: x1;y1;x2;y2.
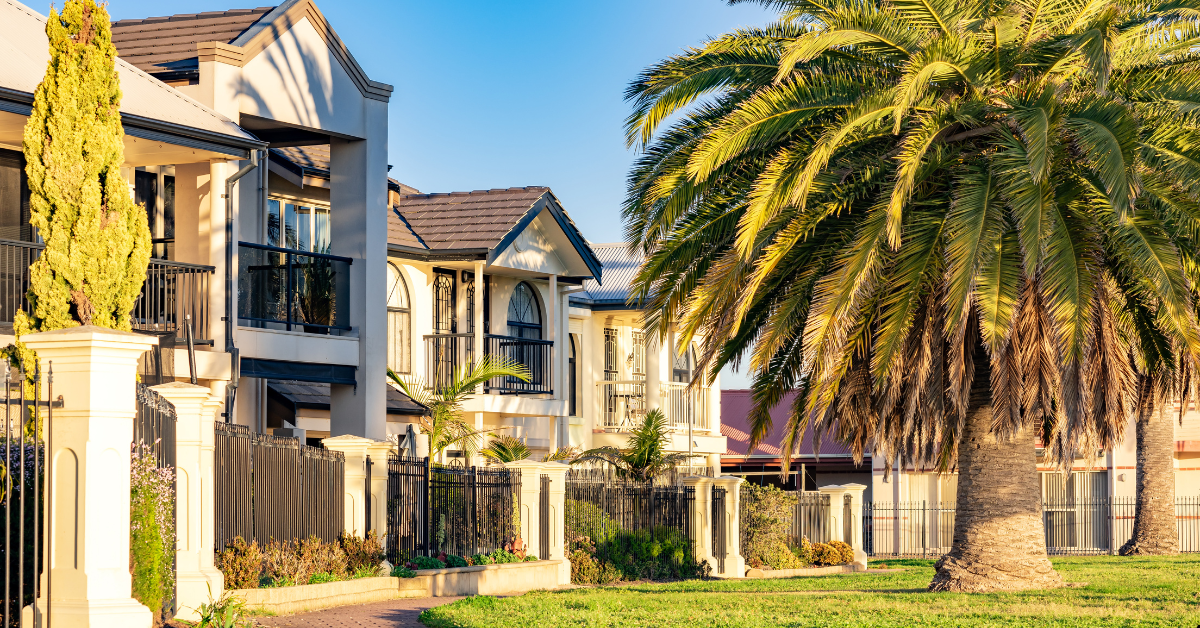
387;187;551;252
111;7;275;73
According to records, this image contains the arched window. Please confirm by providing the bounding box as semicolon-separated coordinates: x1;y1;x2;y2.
507;282;542;339
672;343;696;383
387;263;411;373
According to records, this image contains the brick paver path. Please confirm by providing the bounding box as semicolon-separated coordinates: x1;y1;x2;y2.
253;596;463;628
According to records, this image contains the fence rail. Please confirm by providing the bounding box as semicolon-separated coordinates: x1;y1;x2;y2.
661;382;710;432
214;423;344;550
861;498;1200;557
134;382;176;469
596;380;646;430
484;335;553;394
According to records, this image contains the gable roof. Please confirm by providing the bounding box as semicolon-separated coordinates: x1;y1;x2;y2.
389;187;603;279
0;0;260;154
110;1;391;101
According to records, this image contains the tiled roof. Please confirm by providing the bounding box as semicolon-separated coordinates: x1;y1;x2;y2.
721;390;868;459
268;379;426;416
111;7;274;73
389;187;551;251
574;243;640;306
0;0;256;143
271;145;330;174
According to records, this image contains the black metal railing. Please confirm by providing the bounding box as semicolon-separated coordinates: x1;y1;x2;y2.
237;242;351;333
134;259;213;344
790;492;831;544
539;474;550;560
712;486;727;573
421;333;554;395
423;333;474;390
0;239;213;343
213;423;344;549
134;383;177;470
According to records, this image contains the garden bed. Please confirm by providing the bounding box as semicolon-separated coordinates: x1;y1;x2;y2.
744;563;864;578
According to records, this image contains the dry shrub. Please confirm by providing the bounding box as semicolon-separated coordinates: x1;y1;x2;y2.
740;484;803;570
810;540;855;566
217;537;263;589
339;531;384;574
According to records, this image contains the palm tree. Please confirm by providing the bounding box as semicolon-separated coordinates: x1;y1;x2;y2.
480;435;533;463
544;446;581;463
574;409;696;482
389;356;530;461
1121;372;1182;554
622;0;1200;590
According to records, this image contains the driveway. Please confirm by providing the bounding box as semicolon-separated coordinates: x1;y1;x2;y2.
253;596;464;628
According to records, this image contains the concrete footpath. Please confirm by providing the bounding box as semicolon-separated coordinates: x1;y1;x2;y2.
253;596;464;628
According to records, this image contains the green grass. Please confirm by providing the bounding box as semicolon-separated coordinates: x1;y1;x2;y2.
420;556;1200;627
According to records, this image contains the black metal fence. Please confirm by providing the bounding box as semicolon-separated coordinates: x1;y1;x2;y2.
384;454;522;562
862;498;1200;557
539;474;550;560
712;486;727;573
0;362;52;628
484;335;553;394
134;383;176;469
790;492;831;544
564;469;696;570
213;423;344;550
0;240;40;326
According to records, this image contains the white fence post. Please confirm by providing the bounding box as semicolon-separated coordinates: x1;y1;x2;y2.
541;462;570;584
681;476;715;574
711;476;745;577
24;327;158;627
842;483;868;569
152;382;223;621
505;461;545;559
322;435;374;536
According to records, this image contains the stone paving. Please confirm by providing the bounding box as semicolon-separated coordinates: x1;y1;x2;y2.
253;596;464;628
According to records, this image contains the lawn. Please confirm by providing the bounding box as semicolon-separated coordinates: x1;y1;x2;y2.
420;556;1200;627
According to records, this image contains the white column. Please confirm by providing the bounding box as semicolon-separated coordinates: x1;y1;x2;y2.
321;435;372;536
505;461;544;558
328;97;389;440
841;483;868;569
208;160;229;357
681;476;715;574
24;327;158;628
541;462;570;584
474;261;484;394
152;383;222;621
711;476;745;577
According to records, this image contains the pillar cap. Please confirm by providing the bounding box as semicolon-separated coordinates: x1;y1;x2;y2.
22;325;158;352
151;382;212;399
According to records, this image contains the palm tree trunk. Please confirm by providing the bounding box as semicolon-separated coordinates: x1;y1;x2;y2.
929;406;1062;592
1120;405;1177;555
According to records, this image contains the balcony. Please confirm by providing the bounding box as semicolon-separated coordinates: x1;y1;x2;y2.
596;380;710;432
423;333;553;395
0;238;213;342
237;242;351;334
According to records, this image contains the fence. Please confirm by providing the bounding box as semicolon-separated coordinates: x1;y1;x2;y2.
539;474;550;560
0;362;52;628
213;423;345;550
564;469;695;571
862;498;1200;557
134;382;176;469
384;454;522;562
790;492;831;544
712;486;727;573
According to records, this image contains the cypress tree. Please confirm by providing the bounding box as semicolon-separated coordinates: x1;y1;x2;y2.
18;0;151;337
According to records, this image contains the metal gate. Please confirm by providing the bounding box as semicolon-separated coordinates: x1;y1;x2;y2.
386;453;426;563
0;361;56;627
712;487;727;573
539;474;550;560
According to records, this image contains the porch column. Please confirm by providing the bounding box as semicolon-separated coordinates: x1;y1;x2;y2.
548;274;557;399
322;435;372;536
541;462;570;584
711;476;746;577
474;261;484;394
208;160;229;368
24;327;158;628
505;461;545;559
328;97;389;440
681;476;715;574
152;383;222;621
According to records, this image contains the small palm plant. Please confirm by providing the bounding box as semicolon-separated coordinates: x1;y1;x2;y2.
389;356;530;461
480;435;532;463
543;446;580;463
573;409;694;482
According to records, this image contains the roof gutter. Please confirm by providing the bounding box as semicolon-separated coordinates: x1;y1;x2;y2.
224;150;264;421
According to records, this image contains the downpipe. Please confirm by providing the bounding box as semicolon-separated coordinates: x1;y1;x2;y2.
223;149;264;421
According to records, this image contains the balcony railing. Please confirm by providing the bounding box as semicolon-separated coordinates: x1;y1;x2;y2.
0;238;213;342
595;380;710;433
237;242;351;333
422;333;553;395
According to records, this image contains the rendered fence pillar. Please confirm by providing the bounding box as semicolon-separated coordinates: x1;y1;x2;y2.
841;483;868;569
322;435;373;536
818;483;868;570
541;462;570;584
505;461;545;559
711;476;745;577
152;382;223;621
681;476;715;574
24;327;158;628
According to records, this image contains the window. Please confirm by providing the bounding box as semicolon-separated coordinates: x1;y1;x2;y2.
0;149;31;242
386;263;411;374
267;197;330;252
507;282;541;339
631;331;646;377
603;328;619;381
569;335;578;416
672;343;696;383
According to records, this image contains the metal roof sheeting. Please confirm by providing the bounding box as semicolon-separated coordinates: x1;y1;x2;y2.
574;243;640;306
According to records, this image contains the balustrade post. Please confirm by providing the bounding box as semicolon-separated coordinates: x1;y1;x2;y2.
23;327;158;628
152;382;222;621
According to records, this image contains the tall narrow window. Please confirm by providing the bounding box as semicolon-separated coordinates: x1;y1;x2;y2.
162;174;175;259
314;207;330;252
507;282;541;339
569;335;578;416
465;276;476;332
603;327;619;381
387;263;411;374
267;199;281;246
433;272;456;333
672;343;695;383
631;330;646;377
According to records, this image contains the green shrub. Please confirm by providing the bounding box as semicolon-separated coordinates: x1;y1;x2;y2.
351;565;379;579
488;548;521;564
130;443;176;623
308;572;340;584
740;484;800;570
792;537;814;564
391;565;416;578
565;499;616;544
216;537;262;590
411;555;445;570
470;553;494;566
444;554;468;568
828;540;855;564
567;528;706;584
195;585;251;628
524;555;538;562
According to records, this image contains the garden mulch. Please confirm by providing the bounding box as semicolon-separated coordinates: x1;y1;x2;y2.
248;596;464;628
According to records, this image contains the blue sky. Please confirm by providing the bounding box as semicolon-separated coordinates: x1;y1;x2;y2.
105;0;772;387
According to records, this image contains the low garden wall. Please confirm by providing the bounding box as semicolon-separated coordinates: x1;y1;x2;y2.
744;564;865;578
234;559;568;615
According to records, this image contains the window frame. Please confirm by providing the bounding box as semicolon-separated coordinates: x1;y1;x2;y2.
386;262;412;374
